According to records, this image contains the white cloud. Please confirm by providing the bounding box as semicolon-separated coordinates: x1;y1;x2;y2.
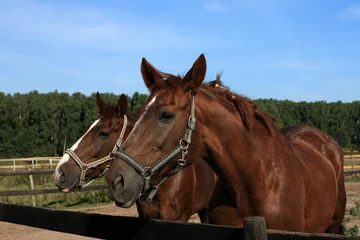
0;49;144;95
254;85;290;91
298;75;314;82
336;5;360;21
0;1;238;52
0;0;243;95
202;0;268;13
203;1;229;13
268;61;322;71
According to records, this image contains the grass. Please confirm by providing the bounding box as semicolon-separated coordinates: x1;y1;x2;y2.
345;176;360;182
0;173;112;209
345;225;359;237
345;202;360;237
344;161;360;166
349;202;360;217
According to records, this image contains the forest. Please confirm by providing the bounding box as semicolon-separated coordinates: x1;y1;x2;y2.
0;90;359;158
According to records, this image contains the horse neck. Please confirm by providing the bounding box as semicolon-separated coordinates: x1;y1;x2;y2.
195;93;290;193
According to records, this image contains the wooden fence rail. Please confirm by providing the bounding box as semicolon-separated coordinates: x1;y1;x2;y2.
0;169;54;176
0;169;107;206
0;156;61;171
0;185;108;197
344;170;360;176
0;156;359;172
0;166;359;200
0;203;357;240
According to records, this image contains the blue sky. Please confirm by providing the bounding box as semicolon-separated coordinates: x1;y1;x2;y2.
1;0;360;102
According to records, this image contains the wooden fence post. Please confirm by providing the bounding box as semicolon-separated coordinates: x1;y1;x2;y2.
29;174;36;207
244;216;268;240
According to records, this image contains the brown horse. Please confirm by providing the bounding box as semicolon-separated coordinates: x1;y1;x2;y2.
53;92;217;222
54;93;133;191
106;54;346;234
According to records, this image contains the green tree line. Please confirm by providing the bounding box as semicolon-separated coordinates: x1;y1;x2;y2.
0;90;359;158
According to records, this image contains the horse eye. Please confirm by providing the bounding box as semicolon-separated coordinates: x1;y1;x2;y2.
99;131;110;139
159;111;174;123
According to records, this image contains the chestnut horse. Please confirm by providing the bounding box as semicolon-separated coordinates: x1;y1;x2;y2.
106;54;346;234
54;93;133;191
53;92;217;222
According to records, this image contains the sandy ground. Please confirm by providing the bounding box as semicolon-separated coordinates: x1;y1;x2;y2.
1;181;359;239
343;182;360;231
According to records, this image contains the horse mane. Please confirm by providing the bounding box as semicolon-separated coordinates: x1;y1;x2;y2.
148;72;277;135
201;79;277;135
206;71;229;89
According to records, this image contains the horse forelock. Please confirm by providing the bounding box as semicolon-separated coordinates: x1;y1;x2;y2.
148;75;184;94
99;102;137;123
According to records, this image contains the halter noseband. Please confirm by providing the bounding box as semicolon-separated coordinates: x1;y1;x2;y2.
64;115;128;189
111;92;196;203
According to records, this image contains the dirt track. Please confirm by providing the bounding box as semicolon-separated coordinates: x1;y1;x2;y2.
1;182;359;239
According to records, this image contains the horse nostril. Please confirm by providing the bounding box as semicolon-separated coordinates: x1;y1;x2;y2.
59;170;66;183
113;175;124;190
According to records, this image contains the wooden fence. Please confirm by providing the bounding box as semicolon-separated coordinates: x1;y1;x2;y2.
0;202;358;240
0;159;360;239
0;156;61;171
0;160;359;204
0;156;359;171
0;169;107;206
344;155;360;159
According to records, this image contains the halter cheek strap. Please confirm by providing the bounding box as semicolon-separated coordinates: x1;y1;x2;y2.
65;115;128;188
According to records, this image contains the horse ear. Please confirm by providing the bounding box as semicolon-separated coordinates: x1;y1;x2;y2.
117;94;128;116
182;54;207;91
140;58;164;90
96;92;105;114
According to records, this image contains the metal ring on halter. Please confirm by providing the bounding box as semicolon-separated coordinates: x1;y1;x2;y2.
138;193;146;204
179;139;190;149
138;192;152;204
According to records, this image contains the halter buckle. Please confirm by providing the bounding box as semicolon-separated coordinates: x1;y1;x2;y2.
187;115;196;131
179;139;190;149
141;166;153;178
178;158;186;167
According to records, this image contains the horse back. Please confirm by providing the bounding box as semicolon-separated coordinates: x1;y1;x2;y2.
281;125;344;175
